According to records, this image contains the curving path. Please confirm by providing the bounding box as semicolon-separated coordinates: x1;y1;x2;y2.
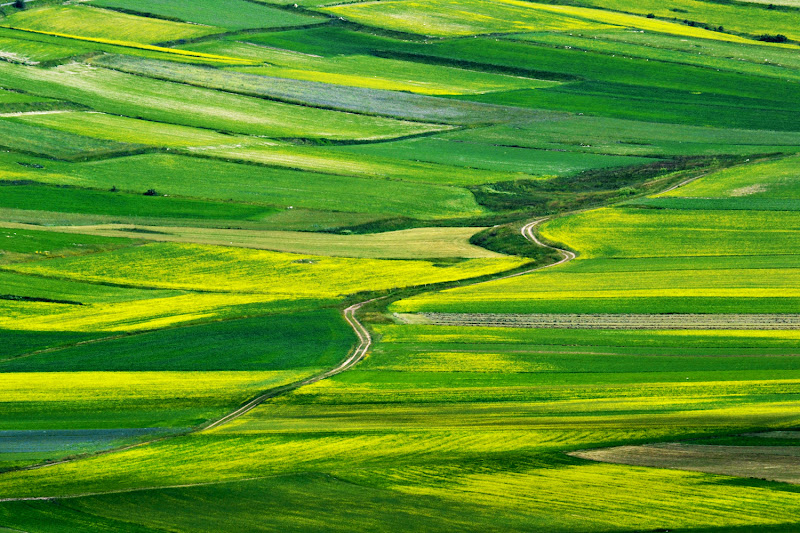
203;299;378;431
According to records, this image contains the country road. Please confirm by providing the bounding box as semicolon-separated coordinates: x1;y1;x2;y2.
202;298;377;431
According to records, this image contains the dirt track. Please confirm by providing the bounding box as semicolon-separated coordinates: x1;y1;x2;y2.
202;298;376;431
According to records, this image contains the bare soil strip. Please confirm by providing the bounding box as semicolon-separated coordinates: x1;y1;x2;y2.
571;443;800;484
407;313;800;330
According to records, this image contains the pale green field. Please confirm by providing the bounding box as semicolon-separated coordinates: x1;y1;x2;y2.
0;62;443;140
321;0;614;37
15;111;276;149
661;155;800;199
23;225;505;259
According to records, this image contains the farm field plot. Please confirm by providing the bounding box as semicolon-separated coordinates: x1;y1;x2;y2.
0;152;488;220
3;242;528;297
88;0;323;31
0;370;310;431
573;442;800;484
0;114;142;160
0;28;93;64
0;5;220;44
0;184;278;222
0;427;170;472
0;318;798;530
406;312;800;330
320;0;614;37
443;116;800;157
0;309;354;372
0;224;136;264
15;110;275;149
332;136;657;176
464;81;800;132
320;0;786;43
28;225;503;259
660;154;800;200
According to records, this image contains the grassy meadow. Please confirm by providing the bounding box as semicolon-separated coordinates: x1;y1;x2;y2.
0;0;798;530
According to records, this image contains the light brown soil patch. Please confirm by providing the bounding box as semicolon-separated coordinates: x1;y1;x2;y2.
571;443;800;484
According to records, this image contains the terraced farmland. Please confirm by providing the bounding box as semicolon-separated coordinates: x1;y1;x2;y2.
0;0;798;530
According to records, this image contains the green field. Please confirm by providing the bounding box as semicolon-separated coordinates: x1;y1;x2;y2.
0;0;799;530
0;5;220;43
89;0;323;31
0;152;489;219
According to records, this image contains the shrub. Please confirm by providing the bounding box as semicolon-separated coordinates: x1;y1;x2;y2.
758;34;788;43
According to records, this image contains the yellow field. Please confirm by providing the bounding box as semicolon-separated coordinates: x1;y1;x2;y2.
0;371;307;403
7;243;528;297
19;225;504;259
322;0;612;36
2;6;217;44
0;292;282;332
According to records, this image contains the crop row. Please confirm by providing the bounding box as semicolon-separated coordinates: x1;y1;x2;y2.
414;312;800;329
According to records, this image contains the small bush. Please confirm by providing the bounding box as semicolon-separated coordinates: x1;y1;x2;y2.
758;34;788;43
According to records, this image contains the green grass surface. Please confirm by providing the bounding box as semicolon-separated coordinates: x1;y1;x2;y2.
0;153;488;219
0;5;219;44
89;0;322;31
15;111;272;149
538;207;800;258
443;115;800;158
0;114;141;160
332;136;656;176
580;0;800;41
0;27;93;64
0;309;353;372
0;427;174;471
0;184;277;221
0;370;311;431
461;82;800;131
0;329;104;359
392;182;800;314
0;224;135;263
190;144;524;187
509;30;800;83
321;0;612;37
661;155;800;199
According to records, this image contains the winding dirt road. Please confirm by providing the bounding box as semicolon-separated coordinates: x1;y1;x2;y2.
202;299;377;431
